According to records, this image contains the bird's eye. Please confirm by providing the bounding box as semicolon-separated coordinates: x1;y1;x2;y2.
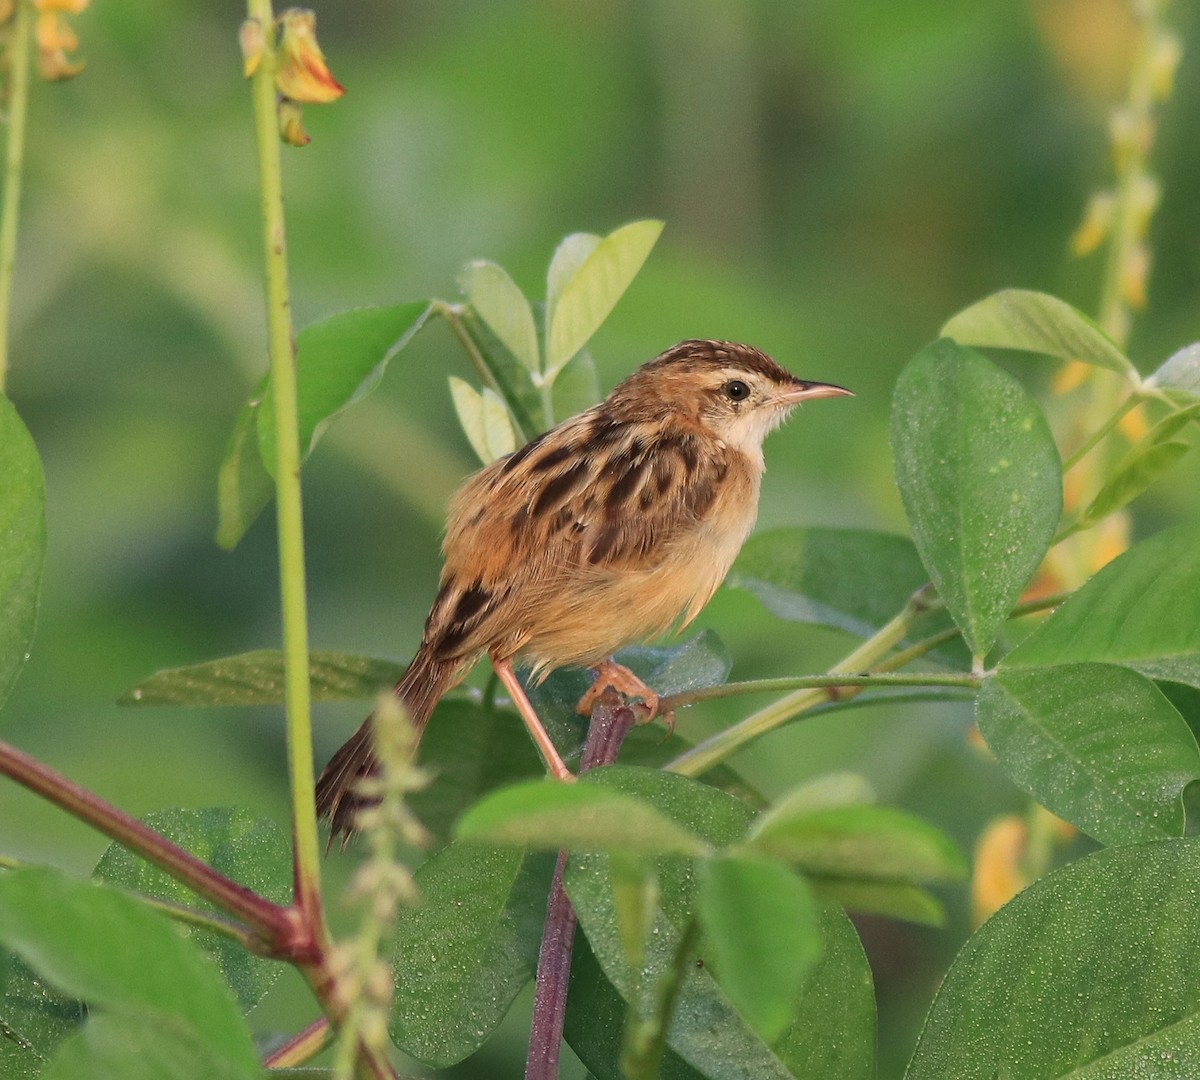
723;379;751;402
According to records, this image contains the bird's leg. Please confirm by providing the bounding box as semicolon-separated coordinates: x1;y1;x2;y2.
577;658;667;728
492;656;576;782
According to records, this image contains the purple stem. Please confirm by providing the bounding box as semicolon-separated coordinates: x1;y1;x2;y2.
526;690;636;1080
0;737;303;954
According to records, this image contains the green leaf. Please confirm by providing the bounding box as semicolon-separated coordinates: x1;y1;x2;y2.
218;303;431;547
388;845;553;1068
758;773;875;816
565;768;875;1078
0;868;257;1071
454;776;711;856
448;377;516;464
551;345;603;419
1147;342;1200;399
609;853;658;986
41;1011;259;1080
0;954;84;1080
258;302;433;473
460;260;540;374
546;220;664;376
92;808;291;1012
119;649;407;706
546;232;602;324
455;308;542;441
214;382;272;550
941;288;1136;376
698;854;821;1045
891;339;1062;658
905;838;1200;1080
810;879;945;927
728;527;931;638
977;663;1200;846
748;803;967;884
0;395;46;711
1005;524;1200;687
566;903;875;1080
410;697;544;840
1076;439;1190;527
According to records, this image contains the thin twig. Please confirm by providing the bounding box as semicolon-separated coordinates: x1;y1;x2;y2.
658;671;980;714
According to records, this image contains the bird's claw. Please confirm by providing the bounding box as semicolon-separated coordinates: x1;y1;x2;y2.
577;659;659;725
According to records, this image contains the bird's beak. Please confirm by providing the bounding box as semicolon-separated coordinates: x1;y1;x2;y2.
779;379;854;404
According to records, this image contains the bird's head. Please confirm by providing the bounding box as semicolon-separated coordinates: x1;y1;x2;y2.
609;339;852;455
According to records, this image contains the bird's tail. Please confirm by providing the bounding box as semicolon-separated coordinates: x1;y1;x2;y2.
315;648;464;843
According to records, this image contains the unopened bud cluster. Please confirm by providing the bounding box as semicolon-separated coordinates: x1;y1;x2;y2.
1069;21;1181;334
329;695;430;1080
240;7;344;146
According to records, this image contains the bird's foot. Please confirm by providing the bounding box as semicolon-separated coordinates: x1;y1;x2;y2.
577;659;666;728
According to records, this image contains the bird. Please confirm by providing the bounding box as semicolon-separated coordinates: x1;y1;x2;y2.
315;339;852;839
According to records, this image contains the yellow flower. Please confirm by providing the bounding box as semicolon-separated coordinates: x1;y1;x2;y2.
275;8;344;105
34;0;88;12
33;0;90;82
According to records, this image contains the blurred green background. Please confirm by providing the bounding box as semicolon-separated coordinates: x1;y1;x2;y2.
2;0;1199;1075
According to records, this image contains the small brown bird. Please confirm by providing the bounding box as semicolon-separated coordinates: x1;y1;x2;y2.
315;339;851;838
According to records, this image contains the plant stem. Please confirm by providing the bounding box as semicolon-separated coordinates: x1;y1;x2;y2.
666;593;921;778
527;692;637;1080
436;301;538;441
0;738;293;946
0;0;33;392
264;1018;333;1069
246;0;324;927
135;895;262;950
659;671;980;713
622;916;702;1080
1061;392;1143;472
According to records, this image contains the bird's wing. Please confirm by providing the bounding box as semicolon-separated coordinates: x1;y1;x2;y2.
422;413;737;661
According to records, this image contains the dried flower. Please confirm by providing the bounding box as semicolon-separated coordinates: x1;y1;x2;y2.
275;8;344;104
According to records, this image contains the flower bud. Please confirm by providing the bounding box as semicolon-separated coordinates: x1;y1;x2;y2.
1119;240;1150;310
278;99;311;147
1150;31;1182;101
1069;190;1115;257
239;18;264;79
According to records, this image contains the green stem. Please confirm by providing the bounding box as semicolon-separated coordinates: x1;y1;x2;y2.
664;583;1071;778
622;916;702;1080
658;671;980;714
0;0;33;392
137;895;262;950
539;372;556;430
246;0;323;926
666;595;920;778
436;301;538;440
264;1018;332;1069
1062;392;1142;472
